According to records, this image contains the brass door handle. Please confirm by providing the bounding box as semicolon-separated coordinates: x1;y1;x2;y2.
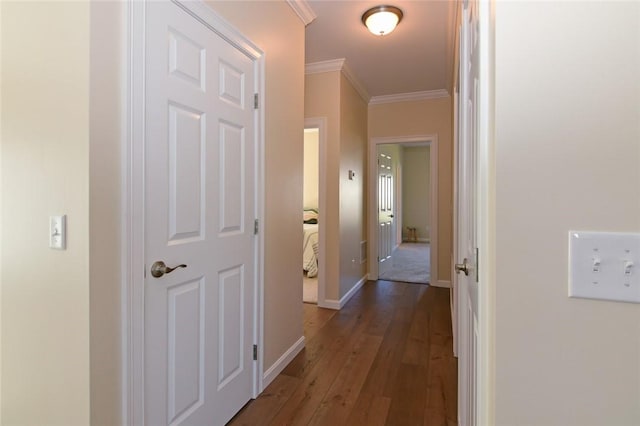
455;258;470;276
151;261;187;278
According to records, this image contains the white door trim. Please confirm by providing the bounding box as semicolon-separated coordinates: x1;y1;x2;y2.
304;117;327;306
455;0;494;423
476;0;495;423
367;135;439;286
452;86;459;358
122;1;266;424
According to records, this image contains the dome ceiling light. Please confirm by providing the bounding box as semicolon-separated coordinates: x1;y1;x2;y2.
361;5;404;36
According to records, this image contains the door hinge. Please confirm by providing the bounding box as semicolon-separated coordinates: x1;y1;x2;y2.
254;219;259;235
254;93;259;109
475;247;479;283
253;344;258;361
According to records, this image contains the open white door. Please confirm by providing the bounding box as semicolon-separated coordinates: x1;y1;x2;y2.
377;149;395;276
143;2;260;424
456;0;489;424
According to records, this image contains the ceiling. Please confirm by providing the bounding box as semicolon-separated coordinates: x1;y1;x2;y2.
303;0;458;100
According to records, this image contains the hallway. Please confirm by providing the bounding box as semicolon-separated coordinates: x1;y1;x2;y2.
229;280;457;425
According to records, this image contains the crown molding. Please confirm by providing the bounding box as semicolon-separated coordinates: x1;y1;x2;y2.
305;58;345;74
286;0;317;26
369;89;450;105
305;59;371;103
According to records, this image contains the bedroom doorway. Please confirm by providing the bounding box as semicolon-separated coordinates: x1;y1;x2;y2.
368;136;439;287
379;143;431;284
303;118;327;306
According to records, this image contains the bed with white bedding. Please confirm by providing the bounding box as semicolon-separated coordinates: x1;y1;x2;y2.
303;223;319;278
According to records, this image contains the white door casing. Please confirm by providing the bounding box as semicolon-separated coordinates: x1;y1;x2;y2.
456;0;492;424
124;1;265;424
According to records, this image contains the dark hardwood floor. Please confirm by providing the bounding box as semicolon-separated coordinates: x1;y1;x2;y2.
229;280;457;425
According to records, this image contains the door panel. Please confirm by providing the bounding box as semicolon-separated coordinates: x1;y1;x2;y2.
219;122;245;234
457;0;481;424
167;279;205;423
144;2;256;425
168;103;204;243
217;265;244;388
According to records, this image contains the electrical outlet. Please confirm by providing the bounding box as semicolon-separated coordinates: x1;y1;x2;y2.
569;231;640;303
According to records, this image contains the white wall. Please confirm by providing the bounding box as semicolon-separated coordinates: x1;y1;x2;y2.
402;145;430;241
303;129;319;210
493;2;640;424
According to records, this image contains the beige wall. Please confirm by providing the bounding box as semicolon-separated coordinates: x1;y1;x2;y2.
89;2;123;424
493;2;640;424
303;130;319;210
1;2;91;424
305;71;368;300
402;146;430;241
206;1;305;370
305;71;341;299
338;73;368;297
369;97;453;282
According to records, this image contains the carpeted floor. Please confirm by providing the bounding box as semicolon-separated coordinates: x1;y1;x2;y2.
378;243;430;284
303;273;318;304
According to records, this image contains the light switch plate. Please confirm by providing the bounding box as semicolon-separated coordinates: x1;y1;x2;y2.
50;215;66;250
569;231;640;303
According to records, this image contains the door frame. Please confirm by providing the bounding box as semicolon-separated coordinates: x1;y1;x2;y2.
304;118;327;306
453;0;495;424
121;1;266;423
476;0;495;422
367;135;439;286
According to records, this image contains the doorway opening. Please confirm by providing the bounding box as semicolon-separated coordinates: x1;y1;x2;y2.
378;143;432;284
368;135;439;286
303;118;327;307
303;127;319;304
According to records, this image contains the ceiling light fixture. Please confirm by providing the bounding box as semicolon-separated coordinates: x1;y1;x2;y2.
361;5;403;36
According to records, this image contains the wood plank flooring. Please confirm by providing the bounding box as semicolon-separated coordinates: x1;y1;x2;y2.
229;280;457;426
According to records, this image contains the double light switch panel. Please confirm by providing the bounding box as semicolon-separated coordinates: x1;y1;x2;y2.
569;231;640;303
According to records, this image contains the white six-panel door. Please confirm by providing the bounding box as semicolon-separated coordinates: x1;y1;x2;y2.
378;151;395;276
457;0;482;424
144;2;257;424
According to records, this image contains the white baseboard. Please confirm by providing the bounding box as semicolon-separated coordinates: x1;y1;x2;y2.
318;299;340;309
262;335;305;390
432;279;451;289
318;274;368;310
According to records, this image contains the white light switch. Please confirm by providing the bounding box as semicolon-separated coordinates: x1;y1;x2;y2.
569;231;640;303
50;215;66;250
